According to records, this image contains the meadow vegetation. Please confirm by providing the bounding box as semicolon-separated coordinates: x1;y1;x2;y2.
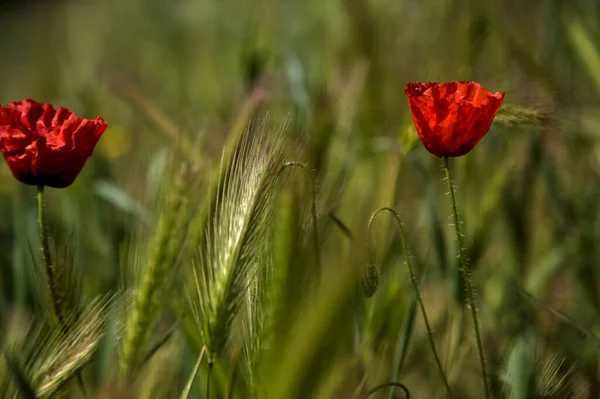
1;0;600;398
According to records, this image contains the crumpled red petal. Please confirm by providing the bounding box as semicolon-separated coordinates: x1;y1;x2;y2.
405;81;505;157
0;99;107;188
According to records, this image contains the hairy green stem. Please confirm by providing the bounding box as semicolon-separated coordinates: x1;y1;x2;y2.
280;162;321;283
37;186;62;324
37;186;87;397
443;157;490;399
368;207;451;396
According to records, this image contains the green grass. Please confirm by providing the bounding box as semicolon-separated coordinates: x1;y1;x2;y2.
1;0;600;397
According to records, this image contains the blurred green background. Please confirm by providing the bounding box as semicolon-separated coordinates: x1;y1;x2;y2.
3;0;600;397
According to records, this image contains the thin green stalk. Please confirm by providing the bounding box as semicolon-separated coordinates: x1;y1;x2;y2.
443;157;490;399
327;211;353;240
365;382;410;398
207;359;214;399
280;162;321;283
179;346;206;399
517;285;600;346
225;360;239;399
327;212;361;385
394;295;418;375
368;207;451;396
37;186;87;397
37;185;62;324
140;321;181;367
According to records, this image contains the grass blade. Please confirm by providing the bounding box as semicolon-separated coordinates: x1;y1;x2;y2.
179;346;206;399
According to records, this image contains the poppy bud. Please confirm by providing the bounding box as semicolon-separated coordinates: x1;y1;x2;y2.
362;263;379;297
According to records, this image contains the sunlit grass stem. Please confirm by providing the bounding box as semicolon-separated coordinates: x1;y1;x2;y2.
443;157;490;399
368;207;451;396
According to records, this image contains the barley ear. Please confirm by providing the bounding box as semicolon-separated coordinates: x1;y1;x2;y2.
32;294;123;398
187;119;287;363
121;162;197;378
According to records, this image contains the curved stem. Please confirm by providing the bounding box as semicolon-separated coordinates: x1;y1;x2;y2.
280;162;321;283
443;157;490;399
368;207;451;396
365;382;410;398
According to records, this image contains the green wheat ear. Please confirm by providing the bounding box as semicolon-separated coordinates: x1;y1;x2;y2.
535;355;579;399
120;161;198;378
1;293;122;398
494;104;549;128
34;294;123;398
187;118;287;362
242;241;276;398
504;338;580;399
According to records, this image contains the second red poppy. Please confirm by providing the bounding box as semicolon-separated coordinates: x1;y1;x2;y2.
405;81;505;157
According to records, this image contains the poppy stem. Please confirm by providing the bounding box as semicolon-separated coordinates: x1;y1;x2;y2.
442;157;490;399
367;208;452;397
37;185;63;324
37;185;88;397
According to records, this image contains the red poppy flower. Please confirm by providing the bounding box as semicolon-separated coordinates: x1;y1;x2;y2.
0;99;107;188
405;81;505;157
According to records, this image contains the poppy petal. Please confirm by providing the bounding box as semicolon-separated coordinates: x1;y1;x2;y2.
0;99;107;188
405;81;505;157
